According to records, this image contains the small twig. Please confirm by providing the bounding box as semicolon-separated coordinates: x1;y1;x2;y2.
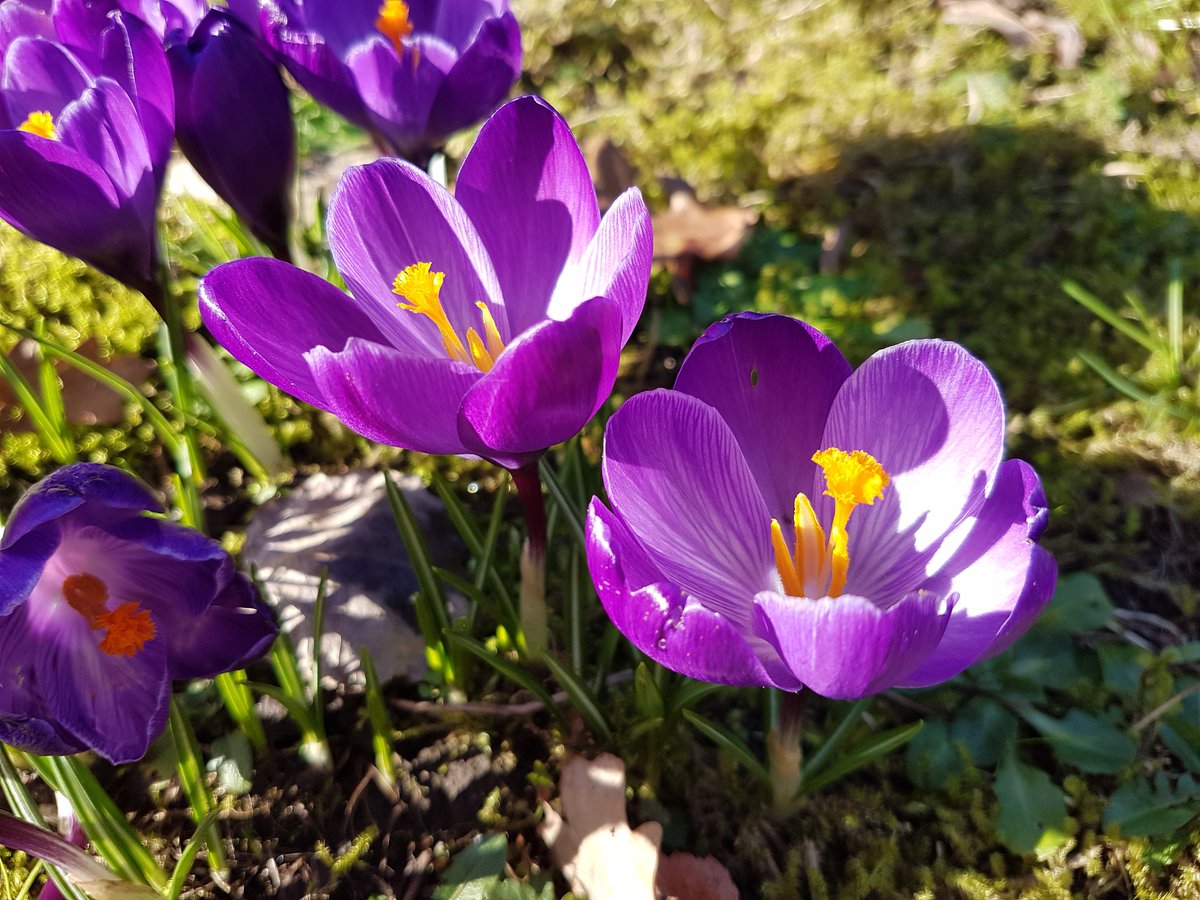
1132;681;1200;734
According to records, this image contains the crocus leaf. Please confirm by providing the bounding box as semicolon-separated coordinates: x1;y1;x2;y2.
445;633;562;719
993;750;1069;855
542;652;613;743
633;662;665;720
1020;708;1137;774
1103;773;1200;838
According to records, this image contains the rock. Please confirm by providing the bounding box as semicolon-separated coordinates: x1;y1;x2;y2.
242;469;464;687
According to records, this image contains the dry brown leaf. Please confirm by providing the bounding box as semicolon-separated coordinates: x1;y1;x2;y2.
0;338;154;428
656;852;739;900
540;753;661;900
652;189;756;263
584;136;640;212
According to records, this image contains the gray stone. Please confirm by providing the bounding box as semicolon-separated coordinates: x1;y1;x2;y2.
242;469;464;688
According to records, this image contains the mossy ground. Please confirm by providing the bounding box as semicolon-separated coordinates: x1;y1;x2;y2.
2;0;1200;896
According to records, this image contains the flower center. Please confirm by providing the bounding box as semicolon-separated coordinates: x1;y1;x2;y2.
60;573;156;656
375;0;414;53
17;111;56;140
770;448;890;599
392;262;505;372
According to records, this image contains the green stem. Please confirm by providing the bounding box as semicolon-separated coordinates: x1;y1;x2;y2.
767;690;806;814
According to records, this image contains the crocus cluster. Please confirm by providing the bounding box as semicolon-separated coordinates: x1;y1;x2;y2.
238;0;522;163
587;313;1056;698
0;0;172;297
200;95;652;471
0;463;276;763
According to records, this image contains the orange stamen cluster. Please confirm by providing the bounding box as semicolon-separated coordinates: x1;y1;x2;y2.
18;111;56;140
771;448;890;599
60;573;156;656
376;0;414;52
392;262;506;372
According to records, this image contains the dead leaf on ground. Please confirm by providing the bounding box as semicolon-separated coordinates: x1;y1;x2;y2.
940;0;1084;69
0;338;154;428
540;753;739;900
652;188;756;263
584;136;640;212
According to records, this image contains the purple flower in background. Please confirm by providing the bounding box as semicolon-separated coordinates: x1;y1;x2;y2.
587;313;1056;699
241;0;521;163
166;8;296;260
0;463;277;764
0;0;172;298
199;95;651;471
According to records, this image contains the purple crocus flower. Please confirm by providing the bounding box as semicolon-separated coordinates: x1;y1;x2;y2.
0;0;172;298
199;95;652;471
240;0;521;163
166;7;296;260
0;463;277;764
587;313;1057;699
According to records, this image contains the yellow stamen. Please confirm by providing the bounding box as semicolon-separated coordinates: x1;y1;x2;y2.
95;602;156;657
18;110;56;140
375;0;414;53
771;448;889;599
62;573;108;627
392;262;507;373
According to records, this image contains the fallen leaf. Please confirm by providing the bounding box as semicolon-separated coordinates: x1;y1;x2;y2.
656;852;739;900
0;338;153;428
539;753;660;900
584;136;640;212
652;188;756;263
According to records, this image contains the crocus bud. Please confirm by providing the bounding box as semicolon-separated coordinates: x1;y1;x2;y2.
167;8;295;260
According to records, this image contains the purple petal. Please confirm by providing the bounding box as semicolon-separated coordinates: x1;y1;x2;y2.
344;36;443;158
898;459;1054;686
1;36;91;125
156;563;277;680
270;29;369;129
977;546;1057;659
39;630;170;763
456;96;600;335
412;0;509;51
306;336;479;454
753;590;954;699
586;500;798;689
0;4;53;67
294;0;378;59
0;613;82;755
1;463;157;549
818;340;1005;600
58;78;153;211
548;187;651;344
602;389;773;632
199;256;387;410
674;313;852;523
327;157;506;355
458;296;621;469
169;12;295;254
427;12;521;148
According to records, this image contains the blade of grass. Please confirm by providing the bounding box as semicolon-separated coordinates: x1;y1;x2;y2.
1167;259;1184;380
213;670;266;753
1077;351;1192;419
445;633;561;718
431;474;514;621
1063;280;1160;353
0;352;75;463
800;697;871;781
537;457;586;548
164;808;220;900
682;709;771;786
167;699;226;879
541;652;613;742
799;720;924;794
0;750;89;900
359;648;398;790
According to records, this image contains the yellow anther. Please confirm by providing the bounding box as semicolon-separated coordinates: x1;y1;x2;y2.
392;263;507;373
95;602;156;657
18;110;56;140
771;449;889;600
376;0;414;53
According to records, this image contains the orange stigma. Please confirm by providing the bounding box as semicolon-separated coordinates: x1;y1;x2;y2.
18;110;56;140
62;573;108;626
770;448;889;599
62;574;155;656
392;262;506;372
95;602;156;657
376;0;414;52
